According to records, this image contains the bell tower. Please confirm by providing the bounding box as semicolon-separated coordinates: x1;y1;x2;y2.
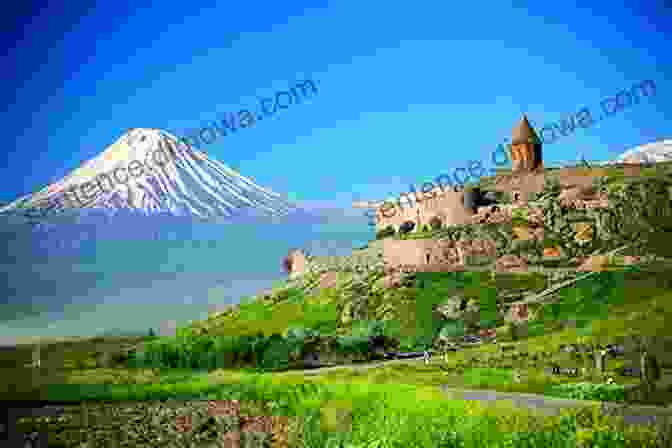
510;115;543;172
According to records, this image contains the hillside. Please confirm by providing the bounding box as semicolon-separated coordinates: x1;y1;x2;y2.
3;163;672;447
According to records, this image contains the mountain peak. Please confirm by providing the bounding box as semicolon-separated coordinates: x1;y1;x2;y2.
1;128;296;220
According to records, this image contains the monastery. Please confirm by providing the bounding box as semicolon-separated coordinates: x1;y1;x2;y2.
371;115;544;233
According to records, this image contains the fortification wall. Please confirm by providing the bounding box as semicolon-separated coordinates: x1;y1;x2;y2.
306;241;385;273
376;190;474;232
381;239;462;268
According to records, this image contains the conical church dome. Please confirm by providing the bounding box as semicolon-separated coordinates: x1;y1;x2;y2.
511;115;541;145
510;115;543;172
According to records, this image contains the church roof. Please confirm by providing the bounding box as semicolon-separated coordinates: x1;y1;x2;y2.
511;115;541;145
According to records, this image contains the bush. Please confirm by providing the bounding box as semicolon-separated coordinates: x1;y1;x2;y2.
260;334;292;371
337;335;370;358
376;225;396;239
421;224;430;233
439;320;465;340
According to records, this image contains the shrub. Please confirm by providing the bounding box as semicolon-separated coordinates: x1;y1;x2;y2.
421;224;430;233
376;225;396;239
260;334;292;371
439;320;465;340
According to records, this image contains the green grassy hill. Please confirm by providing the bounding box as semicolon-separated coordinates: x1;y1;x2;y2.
3;164;672;446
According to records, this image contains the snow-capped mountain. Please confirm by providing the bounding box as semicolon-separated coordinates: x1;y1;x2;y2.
612;139;672;165
0;128;296;220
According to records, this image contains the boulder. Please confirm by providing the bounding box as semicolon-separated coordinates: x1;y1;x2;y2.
495;255;528;272
571;222;595;244
319;272;340;290
559;186;596;202
543;247;563;258
382;271;405;289
577;255;610;272
512;226;533;241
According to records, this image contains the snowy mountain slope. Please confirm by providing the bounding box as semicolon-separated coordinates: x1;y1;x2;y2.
0;128;296;220
612;139;672;164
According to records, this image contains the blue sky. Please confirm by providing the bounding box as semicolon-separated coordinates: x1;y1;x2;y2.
1;1;670;342
2;1;670;206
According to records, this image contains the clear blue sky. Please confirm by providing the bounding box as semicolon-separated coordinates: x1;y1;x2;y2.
2;1;670;207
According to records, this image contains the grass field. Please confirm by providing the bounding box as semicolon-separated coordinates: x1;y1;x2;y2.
4;264;672;446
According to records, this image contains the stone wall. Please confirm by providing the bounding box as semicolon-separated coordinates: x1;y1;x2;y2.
305;240;386;274
375;188;475;232
381;237;497;270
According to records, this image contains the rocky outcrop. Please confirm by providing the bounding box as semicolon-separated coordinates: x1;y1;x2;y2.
558;185;597;202
318;272;340;290
494;255;528;272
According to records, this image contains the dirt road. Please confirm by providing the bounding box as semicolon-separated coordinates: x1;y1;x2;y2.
440;385;672;430
285;357;672;431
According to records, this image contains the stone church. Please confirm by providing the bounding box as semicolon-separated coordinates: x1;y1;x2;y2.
373;115;544;233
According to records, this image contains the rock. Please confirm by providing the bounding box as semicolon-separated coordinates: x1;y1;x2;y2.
559;186;596;202
382;271;405;289
495;255;528;272
572;222;595;243
505;303;530;323
478;328;497;339
318;272;340;290
512;226;533;241
543;247;562;258
577;255;610;272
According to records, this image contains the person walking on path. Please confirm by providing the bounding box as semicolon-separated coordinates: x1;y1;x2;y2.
423;350;431;365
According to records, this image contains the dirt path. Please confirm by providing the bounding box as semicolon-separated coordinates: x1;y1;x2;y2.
439;385;672;430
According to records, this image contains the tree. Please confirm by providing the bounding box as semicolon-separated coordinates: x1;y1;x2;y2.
261;335;292;371
148;328;156;337
376;225;396;240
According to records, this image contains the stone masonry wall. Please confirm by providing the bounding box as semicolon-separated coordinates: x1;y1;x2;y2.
375;188;474;232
